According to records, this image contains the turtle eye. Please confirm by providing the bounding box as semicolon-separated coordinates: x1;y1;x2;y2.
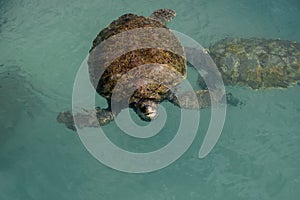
140;105;149;113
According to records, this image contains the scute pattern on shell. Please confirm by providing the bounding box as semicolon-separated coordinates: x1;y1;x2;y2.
88;13;186;106
209;38;300;89
99;49;185;101
91;14;167;52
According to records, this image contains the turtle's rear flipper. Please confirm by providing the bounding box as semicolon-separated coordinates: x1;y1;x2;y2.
225;92;244;107
57;108;114;131
150;9;176;25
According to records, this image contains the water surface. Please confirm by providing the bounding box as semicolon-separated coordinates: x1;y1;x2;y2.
0;0;300;199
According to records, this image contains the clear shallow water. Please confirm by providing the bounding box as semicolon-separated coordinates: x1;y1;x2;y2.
1;0;300;199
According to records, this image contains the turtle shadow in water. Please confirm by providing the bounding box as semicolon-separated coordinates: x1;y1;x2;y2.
0;64;43;147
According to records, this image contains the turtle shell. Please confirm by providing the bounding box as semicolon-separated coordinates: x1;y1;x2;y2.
88;13;186;107
208;38;300;89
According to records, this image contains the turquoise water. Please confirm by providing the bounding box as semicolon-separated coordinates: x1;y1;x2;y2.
1;0;300;199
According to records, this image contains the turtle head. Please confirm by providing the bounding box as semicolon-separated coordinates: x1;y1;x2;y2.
136;100;158;121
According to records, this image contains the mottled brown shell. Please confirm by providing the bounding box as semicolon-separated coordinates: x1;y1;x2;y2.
208;38;300;89
88;13;186;106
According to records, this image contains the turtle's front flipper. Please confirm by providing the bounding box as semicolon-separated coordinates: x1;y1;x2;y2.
168;89;241;109
56;111;77;131
168;90;214;109
57;108;114;131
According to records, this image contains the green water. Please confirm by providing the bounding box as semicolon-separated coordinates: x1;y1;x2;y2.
1;0;300;199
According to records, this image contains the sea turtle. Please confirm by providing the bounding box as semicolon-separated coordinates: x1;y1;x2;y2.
57;9;226;130
200;38;300;89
